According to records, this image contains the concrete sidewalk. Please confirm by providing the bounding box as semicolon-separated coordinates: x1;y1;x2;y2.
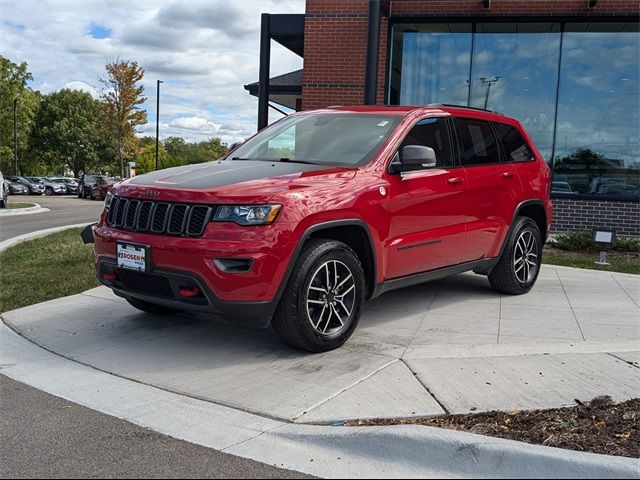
2;265;638;423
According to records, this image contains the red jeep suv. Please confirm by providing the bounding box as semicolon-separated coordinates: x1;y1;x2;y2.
93;105;552;352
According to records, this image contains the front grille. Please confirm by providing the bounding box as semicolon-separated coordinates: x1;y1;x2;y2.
118;270;174;298
108;197;212;237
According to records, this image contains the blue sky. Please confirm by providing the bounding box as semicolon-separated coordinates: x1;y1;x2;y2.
1;0;305;144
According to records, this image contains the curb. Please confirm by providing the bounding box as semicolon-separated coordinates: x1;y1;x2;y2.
0;222;93;253
0;203;50;216
1;316;637;478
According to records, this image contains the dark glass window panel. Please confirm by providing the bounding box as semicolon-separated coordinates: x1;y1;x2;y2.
456;118;500;166
470;23;560;162
554;25;639;199
400;117;454;168
494;123;534;163
390;24;472;106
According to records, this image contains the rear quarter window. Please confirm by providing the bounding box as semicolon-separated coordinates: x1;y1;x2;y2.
494;123;534;163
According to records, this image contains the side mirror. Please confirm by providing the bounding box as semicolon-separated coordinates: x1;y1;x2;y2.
228;142;243;152
391;146;438;172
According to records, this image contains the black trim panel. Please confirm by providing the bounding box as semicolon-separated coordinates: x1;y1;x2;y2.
371;258;498;298
97;258;277;328
274;219;378;301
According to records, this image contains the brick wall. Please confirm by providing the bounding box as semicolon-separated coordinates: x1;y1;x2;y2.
302;0;639;110
552;198;640;237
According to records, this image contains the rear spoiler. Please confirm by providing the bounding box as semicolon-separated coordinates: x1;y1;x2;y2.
80;222;97;244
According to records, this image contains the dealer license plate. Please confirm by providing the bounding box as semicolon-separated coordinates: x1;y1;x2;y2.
117;243;149;272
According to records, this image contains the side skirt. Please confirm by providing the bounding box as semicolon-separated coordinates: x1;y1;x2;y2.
371;258;498;298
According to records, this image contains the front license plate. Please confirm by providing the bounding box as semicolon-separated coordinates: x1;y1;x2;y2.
117;243;149;272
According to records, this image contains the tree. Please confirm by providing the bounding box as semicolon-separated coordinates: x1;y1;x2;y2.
164;136;189;163
100;59;147;177
29;89;109;178
0;56;40;174
188;138;228;164
134;143;176;174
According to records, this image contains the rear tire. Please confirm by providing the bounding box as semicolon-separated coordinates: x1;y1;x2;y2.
126;297;176;315
272;238;365;352
488;216;542;295
45;187;53;196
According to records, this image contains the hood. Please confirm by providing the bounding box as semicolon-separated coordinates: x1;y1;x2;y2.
116;160;357;203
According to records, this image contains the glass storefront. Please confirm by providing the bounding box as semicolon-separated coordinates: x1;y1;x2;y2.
389;21;640;200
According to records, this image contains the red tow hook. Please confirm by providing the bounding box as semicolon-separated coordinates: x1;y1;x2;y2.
103;272;117;282
179;287;201;298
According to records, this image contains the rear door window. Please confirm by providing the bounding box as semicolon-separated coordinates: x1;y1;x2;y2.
454;118;500;166
494;123;534;163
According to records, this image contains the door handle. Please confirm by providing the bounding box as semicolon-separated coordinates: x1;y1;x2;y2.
502;171;515;179
448;177;464;185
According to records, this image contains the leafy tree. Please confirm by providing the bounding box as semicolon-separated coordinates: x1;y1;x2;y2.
134;143;174;174
188;138;228;164
29;89;110;178
164;136;189;163
0;56;40;175
100;59;147;177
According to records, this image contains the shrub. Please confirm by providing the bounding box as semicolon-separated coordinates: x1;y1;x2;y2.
548;230;640;253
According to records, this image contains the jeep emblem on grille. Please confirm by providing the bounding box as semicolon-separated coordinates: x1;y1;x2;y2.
143;189;159;198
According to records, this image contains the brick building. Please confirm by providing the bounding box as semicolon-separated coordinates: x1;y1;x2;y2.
246;0;640;236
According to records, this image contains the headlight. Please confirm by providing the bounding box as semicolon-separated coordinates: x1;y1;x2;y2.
212;205;281;226
104;191;114;210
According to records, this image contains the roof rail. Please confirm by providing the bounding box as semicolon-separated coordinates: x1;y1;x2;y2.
427;103;504;116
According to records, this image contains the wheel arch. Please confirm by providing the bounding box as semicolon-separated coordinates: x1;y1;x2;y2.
276;220;378;301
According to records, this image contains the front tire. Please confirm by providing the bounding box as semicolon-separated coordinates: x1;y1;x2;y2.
272;239;365;352
45;187;53;196
488;217;543;295
126;297;176;315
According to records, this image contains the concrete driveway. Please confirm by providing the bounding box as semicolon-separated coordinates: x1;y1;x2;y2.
2;265;638;424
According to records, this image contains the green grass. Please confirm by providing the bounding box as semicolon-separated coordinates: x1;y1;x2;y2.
543;248;640;275
0;228;99;313
5;202;36;209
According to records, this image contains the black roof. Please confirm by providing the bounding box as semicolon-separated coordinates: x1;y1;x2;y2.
244;69;303;96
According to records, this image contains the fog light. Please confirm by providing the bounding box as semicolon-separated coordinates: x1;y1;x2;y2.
103;272;117;282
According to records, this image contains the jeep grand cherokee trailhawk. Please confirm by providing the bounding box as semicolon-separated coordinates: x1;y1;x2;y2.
92;105;552;352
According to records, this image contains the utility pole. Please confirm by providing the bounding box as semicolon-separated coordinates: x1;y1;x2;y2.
13;98;18;175
480;76;500;110
155;79;163;170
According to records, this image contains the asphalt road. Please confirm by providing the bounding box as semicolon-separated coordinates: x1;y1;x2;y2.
0;374;312;479
0;195;104;241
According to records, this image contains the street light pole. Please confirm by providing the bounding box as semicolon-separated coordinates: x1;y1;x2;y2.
155;80;163;171
13;98;18;175
480;76;500;110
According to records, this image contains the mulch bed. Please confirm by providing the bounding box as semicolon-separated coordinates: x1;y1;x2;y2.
347;396;639;458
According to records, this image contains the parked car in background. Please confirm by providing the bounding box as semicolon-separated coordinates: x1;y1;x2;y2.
90;177;118;201
24;176;67;196
0;171;6;208
5;176;45;195
4;179;29;195
78;174;105;199
49;177;79;195
551;181;577;195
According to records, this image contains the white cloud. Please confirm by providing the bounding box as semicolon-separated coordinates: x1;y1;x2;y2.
1;0;305;145
64;81;100;98
170;116;221;132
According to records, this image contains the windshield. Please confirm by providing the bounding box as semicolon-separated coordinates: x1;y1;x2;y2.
229;113;400;167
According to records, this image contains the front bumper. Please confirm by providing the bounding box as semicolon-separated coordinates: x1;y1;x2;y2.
96;258;278;328
93;218;298;324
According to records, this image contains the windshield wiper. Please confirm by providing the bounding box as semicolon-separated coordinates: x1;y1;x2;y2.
278;158;320;165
